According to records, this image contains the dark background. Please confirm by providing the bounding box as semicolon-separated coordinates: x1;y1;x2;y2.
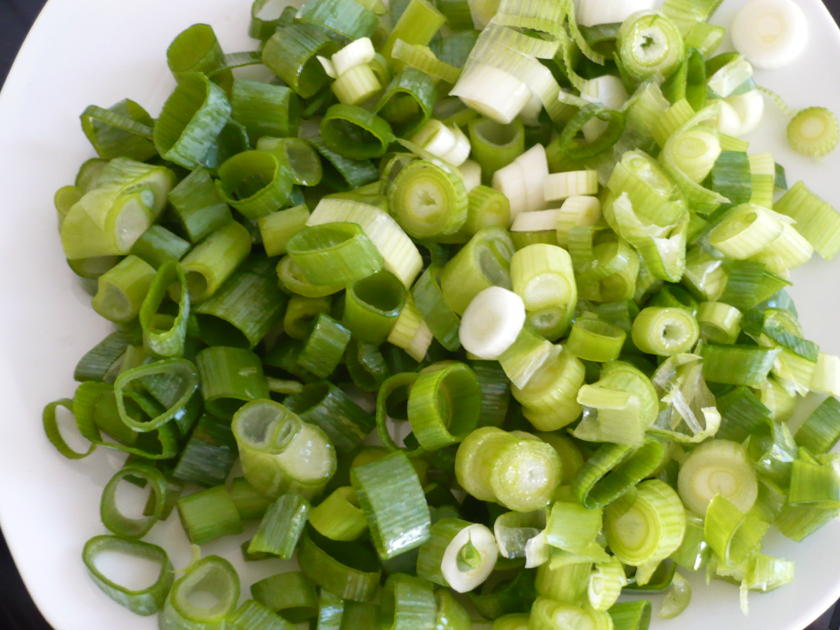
1;0;840;628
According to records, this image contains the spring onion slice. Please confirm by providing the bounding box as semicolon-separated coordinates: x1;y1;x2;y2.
412;266;460;351
511;346;584;431
391;39;461;84
376;68;437;137
113;358;198;432
572;439;667;509
609;600;652;630
378;573;437;629
285;381;375;454
229;600;296;630
248;493;310;559
630;307;699;357
565;317;625;363
773;181;840;260
82;535;173;616
309;486;367;542
493;510;546;559
351;450;430;559
417;518;498;592
604;479;686;568
92;255;156;324
730;0;807;70
617;11;684;83
196;346;268;417
100;463;167;538
786;107;839;158
159;555;239;629
678;439;758;516
700;344;780;387
176;485;243;545
263;23;336;98
153;73;231;169
232;399;336;499
80;100;155;161
388;158;468;238
308;198;423;287
287;223;384;287
530;598;613;630
407;361;481;450
296;534;380;603
250;571;318;621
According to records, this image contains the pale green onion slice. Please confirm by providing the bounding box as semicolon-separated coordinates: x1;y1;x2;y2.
388;158;468;238
604;479;686;566
451;64;531;124
577;0;655;26
709;204;785;260
631;307;699;357
543;171;599;203
510;244;577;340
677;439;758;515
588;556;627;611
659;571;691;619
530;598;613;630
159;555;240;629
493;510;546;559
617;11;684;83
787;107;839;158
512;347;584;431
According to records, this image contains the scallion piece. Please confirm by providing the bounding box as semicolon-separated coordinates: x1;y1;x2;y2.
215;150;294;220
630;307;699;356
320;104;395;160
251;571;318;622
230;600;297;630
82;535;173;616
299;533;382;602
196;346;268;417
388;158;468;239
287;223;384;287
376;68;438;137
263;23;337;98
416;517;498;592
179;220;252;303
774;180;840;260
700;344;779;387
159;555;240;629
153;72;231;169
176;485;243;544
677;438;758;515
787;106;839;158
284;381;375;454
351;450;431;559
248;493;311;559
232;399;337;499
407;361;481;450
297;313;352;378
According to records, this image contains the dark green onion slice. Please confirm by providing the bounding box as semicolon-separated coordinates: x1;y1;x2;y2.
351;450;431;559
297;313;352;379
297;0;378;39
196;345;269;417
309;137;379;191
284;381;375;454
258;137;324;187
100;463;167;538
320;104;395;160
82;535;173;616
216;150;294;220
263;23;336;98
138;261;189;358
113;358;199;432
153;73;232;169
376;68;438;137
251;571;319;621
231;78;300;141
228;477;274;521
343;270;406;344
167;167;232;244
407;361;481;450
176;485;244;544
287;223;384;286
173;415;237;486
299;533;382;602
43;398;96;459
248;493;311;559
131;225;190;268
608;600;652;630
229;599;297;630
195;255;287;349
378;573;437;629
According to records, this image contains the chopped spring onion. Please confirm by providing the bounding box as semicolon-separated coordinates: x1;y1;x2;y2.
677;439;758;515
731;0;808;70
45;0;840;625
787;107;839;158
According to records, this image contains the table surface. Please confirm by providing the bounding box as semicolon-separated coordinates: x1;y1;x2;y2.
2;0;840;628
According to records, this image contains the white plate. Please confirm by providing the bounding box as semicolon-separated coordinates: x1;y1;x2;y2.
1;0;840;628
